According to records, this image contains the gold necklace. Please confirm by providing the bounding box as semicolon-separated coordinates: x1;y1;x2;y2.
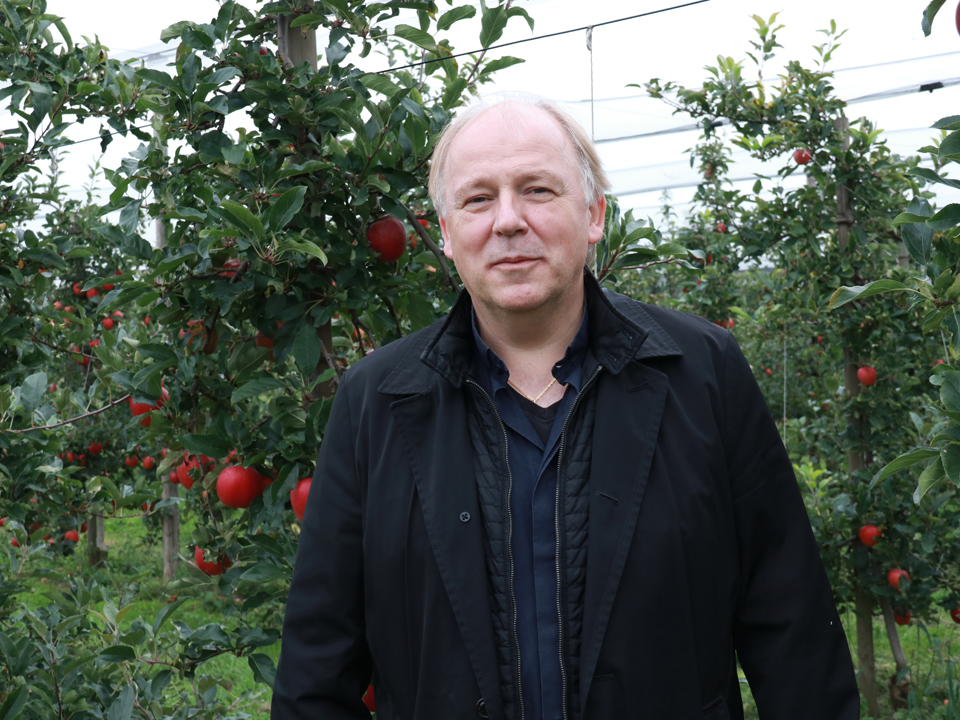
507;376;558;403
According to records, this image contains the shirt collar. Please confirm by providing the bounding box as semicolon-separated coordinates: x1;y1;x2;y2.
470;299;590;394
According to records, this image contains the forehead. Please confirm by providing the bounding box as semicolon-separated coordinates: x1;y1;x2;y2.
444;104;578;182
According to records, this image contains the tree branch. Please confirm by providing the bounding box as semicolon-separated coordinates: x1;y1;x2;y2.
2;393;132;434
399;201;460;293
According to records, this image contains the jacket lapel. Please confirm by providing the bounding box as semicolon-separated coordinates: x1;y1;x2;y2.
579;360;670;709
390;383;503;720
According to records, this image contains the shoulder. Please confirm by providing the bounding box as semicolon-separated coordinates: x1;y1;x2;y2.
604;288;734;363
339;317;445;395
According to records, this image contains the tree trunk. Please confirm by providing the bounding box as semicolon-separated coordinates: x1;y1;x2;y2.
161;481;180;581
86;515;107;568
880;597;911;709
855;589;881;717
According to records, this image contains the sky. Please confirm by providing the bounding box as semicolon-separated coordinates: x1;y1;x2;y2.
35;0;960;227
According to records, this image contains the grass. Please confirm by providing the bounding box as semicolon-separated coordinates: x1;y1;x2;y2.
12;516;960;719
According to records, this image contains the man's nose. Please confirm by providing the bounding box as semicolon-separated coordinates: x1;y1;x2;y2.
492;192;527;237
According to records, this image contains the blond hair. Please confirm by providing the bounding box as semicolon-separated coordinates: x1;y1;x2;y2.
428;93;611;218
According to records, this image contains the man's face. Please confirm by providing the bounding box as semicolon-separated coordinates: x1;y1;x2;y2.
439;104;606;317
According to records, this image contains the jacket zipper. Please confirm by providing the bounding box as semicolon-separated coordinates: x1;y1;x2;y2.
466;379;525;720
555;365;603;720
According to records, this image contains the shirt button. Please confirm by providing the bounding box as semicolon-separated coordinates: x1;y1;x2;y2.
460;512;470;523
476;698;489;718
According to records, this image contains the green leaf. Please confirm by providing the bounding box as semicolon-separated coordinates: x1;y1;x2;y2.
0;686;28;720
19;371;46;416
239;563;287;582
406;292;436;331
160;20;191;43
394;24;437;51
231;377;284;404
437;5;476;31
359;73;402;98
922;0;948;35
870;447;941;489
941;371;960;412
179;434;231;460
892;212;933;226
916;456;947;503
99;645;136;663
927;203;960;231
108;686;134;720
943;444;960;482
135;69;182;95
292;327;322;375
480;56;525;74
827;280;909;309
506;6;535;31
909;167;960;190
217;202;263;240
248;653;276;687
290;13;323;28
933;115;960;130
264;186;306;233
278;239;327;264
479;6;508;47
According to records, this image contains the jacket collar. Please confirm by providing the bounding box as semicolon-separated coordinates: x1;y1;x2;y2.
379;270;682;395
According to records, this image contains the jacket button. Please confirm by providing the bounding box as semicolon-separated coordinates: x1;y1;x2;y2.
460;511;471;523
476;698;489;718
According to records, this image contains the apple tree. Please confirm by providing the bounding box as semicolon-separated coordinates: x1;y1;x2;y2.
0;0;540;717
631;14;960;714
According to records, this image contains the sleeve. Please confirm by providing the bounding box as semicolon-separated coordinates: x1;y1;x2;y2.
721;335;860;719
271;370;373;720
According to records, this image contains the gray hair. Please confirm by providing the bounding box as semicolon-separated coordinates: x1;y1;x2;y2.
428;92;611;218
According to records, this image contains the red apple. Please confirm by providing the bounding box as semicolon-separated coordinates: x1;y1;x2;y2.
72;282;82;296
216;466;263;509
793;148;812;165
125;455;139;468
290;477;312;520
194;545;231;575
857;366;877;386
89;442;102;455
951;607;960;624
11;538;19;548
80;522;87;533
85;288;97;299
65;530;79;542
366;215;406;262
142;456;156;470
363;684;376;712
102;317;114;331
888;569;910;593
716;222;727;234
259;46;267;55
894;611;911;626
858;525;881;548
220;258;242;277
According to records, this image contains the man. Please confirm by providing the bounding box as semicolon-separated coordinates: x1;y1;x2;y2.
271;95;859;720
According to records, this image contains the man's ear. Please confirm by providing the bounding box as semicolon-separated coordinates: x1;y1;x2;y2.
439;216;455;260
587;195;607;245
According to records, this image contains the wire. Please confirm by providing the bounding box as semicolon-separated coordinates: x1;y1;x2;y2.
593;78;960;145
378;0;713;74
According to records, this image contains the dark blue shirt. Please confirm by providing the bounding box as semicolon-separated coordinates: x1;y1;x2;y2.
470;304;590;720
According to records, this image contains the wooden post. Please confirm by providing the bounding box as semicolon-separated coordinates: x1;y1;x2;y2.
278;5;336;399
855;589;880;717
151;134;181;580
835;114;880;717
161;480;180;581
86;515;107;568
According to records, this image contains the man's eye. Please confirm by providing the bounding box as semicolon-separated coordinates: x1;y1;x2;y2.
468;196;487;204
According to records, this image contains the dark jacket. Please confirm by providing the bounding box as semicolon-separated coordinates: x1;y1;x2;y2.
272;274;860;720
